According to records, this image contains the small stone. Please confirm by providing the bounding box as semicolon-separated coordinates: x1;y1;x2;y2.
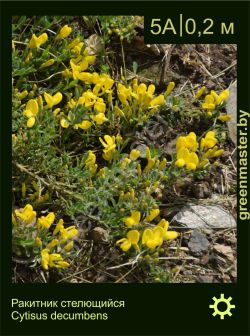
188;231;210;257
89;227;109;242
172;205;236;229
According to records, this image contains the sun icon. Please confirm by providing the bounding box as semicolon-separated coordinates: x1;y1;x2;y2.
209;294;235;319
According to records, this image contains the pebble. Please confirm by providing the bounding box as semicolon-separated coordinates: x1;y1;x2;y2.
188;231;210;257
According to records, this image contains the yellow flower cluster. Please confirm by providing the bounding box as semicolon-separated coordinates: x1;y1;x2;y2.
28;33;48;49
23;92;62;128
194;87;231;121
115;80;166;121
13;204;37;225
12;204;78;270
117;217;178;252
175;131;224;170
202;89;230;110
41;249;70;270
60;72;114;129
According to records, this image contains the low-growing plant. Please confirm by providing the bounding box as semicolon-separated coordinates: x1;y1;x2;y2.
12;16;232;281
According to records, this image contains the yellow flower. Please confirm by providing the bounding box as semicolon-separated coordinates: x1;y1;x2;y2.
75;120;92;130
218;114;231;122
130;149;140;161
116;134;123;144
48;253;69;268
142;227;164;250
23;99;39;118
69;37;81;49
157;219;179;240
59;226;78;242
18;90;28;100
219;89;230;102
99;135;116;161
202;94;215;110
85;150;96;166
200;131;217;150
144;158;156;173
116;230;140;252
85;150;97;173
38;95;43;108
91;113;107;125
98;168;105;178
41;249;50;270
203;146;224;159
25;51;33;63
123;211;141;227
94;101;106;114
114;106;124;117
150;95;165;107
78;72;93;83
28;33;48;49
165;82;175;96
46;239;59;250
57;25;72;39
37;212;55;230
175;147;199;170
176;132;198;152
121;157;131;169
145;208;160;222
40;59;55;68
44;92;63;108
53;108;61;116
15;204;37;224
34;237;42;247
53;219;64;235
60;118;70;128
56;261;70;269
210;90;222;105
64;241;74;252
195;86;205;99
159;158;167;170
27;117;35;128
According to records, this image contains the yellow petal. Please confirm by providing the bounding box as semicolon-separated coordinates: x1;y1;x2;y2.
164;231;179;240
195;86;205;99
130;149;140;161
26;99;39;116
123;217;135;227
165;82;175;96
157;219;169;230
27;117;35;128
145;208;160;222
127;230;140;244
175;158;185;168
64;241;74;252
77;120;92;130
131;211;141;224
60;118;70;128
142;228;153;245
58;25;72;39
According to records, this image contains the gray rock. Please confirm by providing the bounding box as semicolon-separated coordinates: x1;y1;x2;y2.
188;231;210;257
226;82;237;144
172;205;236;229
